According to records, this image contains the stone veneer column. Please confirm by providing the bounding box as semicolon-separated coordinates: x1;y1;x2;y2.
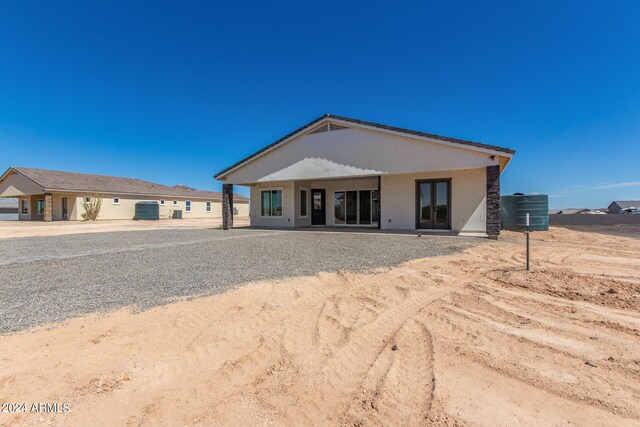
222;183;234;230
44;193;53;222
486;165;501;239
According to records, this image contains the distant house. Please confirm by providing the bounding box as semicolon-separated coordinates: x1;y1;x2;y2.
0;198;18;213
555;208;590;215
0;167;249;221
0;198;18;220
608;201;640;214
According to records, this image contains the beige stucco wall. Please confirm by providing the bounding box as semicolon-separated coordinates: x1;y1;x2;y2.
248;179;376;228
16;195;44;221
251;177;379;228
223;126;502;185
380;168;486;233
16;194;56;221
15;193;247;221
293;181;311;227
17;196;29;220
247;168;486;233
50;193;79;221
77;194;248;221
249;181;296;227
0;173;43;198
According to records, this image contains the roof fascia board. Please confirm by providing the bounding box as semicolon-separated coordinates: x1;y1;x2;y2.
499;155;512;172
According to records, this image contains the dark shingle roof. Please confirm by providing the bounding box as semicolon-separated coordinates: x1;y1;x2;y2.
215;114;516;179
6;167;248;201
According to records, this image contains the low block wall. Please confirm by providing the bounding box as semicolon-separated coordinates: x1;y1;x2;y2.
549;214;640;226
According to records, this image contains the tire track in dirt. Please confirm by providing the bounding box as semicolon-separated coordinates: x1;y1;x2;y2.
341;319;435;426
290;270;469;425
420;286;640;419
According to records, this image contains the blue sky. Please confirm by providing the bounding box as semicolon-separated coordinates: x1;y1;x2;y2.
0;1;638;208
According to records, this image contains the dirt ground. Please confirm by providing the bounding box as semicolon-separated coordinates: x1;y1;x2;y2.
1;227;639;426
0;218;250;239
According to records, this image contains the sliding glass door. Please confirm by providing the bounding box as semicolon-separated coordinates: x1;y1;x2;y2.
359;190;371;225
346;191;357;224
333;189;379;227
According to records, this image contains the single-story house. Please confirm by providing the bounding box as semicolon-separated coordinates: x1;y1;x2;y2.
215;114;515;237
0;166;249;221
608;200;640;214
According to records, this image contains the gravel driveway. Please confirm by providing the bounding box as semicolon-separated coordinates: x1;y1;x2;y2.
0;228;482;333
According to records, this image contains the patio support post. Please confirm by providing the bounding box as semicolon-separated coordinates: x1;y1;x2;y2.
222;183;233;230
44;193;53;222
486;165;500;239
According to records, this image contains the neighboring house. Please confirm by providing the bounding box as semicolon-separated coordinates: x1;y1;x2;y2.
0;166;249;221
608;201;640;214
215;114;515;237
0;198;18;221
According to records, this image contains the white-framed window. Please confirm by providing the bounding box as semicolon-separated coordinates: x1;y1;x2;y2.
21;199;28;214
113;197;120;205
261;189;283;217
84;197;91;203
160;199;165;206
173;200;178;205
185;200;191;212
299;188;308;218
206;201;211;212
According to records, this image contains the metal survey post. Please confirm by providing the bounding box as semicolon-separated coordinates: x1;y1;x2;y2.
525;213;530;271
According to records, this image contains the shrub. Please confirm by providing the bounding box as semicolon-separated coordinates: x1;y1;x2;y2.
81;193;103;221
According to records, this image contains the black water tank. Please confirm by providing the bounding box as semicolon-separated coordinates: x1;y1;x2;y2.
134;201;159;220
